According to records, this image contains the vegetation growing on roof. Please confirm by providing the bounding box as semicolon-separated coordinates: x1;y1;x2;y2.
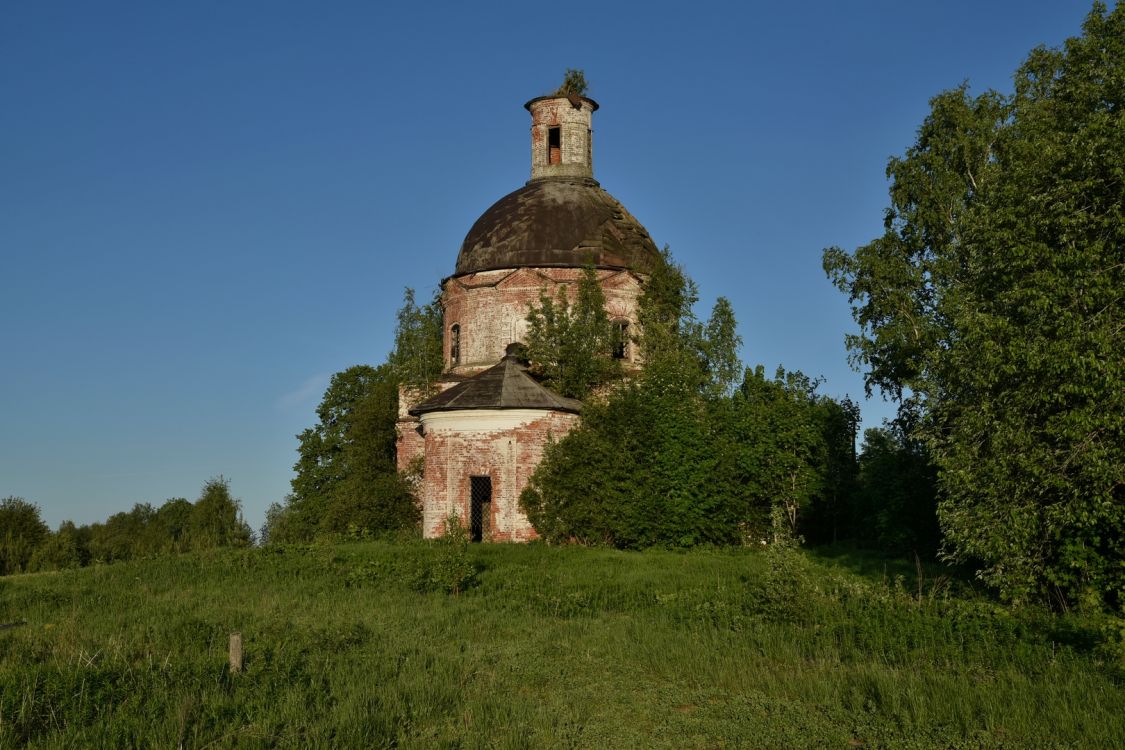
554;68;588;97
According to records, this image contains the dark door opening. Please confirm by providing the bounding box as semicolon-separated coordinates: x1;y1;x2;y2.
469;476;492;543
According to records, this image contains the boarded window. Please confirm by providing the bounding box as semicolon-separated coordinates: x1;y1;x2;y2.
469;476;492;543
450;324;461;366
548;127;561;165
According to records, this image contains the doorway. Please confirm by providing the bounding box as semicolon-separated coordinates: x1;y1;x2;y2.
469;476;492;542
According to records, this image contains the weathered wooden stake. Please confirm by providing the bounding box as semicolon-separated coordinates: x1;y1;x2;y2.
229;632;243;674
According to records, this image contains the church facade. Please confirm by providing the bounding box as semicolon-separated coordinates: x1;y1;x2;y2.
396;92;660;541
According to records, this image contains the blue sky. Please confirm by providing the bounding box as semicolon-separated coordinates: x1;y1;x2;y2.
1;1;1104;530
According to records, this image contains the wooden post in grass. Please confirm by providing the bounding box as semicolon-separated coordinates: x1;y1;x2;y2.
229;632;243;674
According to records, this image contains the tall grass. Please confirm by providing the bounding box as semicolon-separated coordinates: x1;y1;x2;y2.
1;542;1121;748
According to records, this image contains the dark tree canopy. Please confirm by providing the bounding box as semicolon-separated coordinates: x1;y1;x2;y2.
850;423;940;556
824;3;1124;610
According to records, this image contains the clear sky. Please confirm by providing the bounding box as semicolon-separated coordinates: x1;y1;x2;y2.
1;1;1105;531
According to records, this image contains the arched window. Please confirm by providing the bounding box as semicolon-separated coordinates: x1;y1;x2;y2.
612;320;629;360
450;324;461;366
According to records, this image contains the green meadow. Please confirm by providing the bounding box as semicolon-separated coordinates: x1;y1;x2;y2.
2;542;1122;749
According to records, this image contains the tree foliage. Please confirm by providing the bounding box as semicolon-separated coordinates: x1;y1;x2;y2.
636;247;704;383
0;496;49;575
850;423;940;555
276;364;418;542
388;288;444;390
270;288;441;542
29;520;84;571
521;378;730;547
523;267;622;399
522;249;855;549
722;368;832;544
2;482;252;575
185;478;252;550
802;396;861;545
554;69;588;97
703;297;742;398
824;3;1125;610
87;504;157;563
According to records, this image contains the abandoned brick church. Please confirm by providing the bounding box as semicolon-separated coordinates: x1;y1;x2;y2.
395;91;660;541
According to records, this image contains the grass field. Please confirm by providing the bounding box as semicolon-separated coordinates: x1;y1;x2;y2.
1;541;1122;748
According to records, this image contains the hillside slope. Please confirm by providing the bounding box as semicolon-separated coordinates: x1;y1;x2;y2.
1;542;1122;748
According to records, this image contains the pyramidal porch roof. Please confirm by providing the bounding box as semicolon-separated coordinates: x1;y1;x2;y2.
409;354;582;416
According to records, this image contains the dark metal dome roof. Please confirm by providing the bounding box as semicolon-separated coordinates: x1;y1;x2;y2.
454;178;660;276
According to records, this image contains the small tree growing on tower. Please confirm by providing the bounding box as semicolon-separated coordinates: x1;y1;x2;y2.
554;69;588;97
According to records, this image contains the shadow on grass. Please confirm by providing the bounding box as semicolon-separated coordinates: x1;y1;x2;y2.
806;541;972;588
808;542;1119;666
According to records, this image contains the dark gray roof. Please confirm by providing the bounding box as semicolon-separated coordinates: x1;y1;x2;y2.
409;355;582;416
523;94;599;112
454;178;660;276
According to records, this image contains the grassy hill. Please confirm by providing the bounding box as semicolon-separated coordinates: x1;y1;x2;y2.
1;541;1122;748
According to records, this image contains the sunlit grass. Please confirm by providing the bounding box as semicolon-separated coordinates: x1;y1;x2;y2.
1;542;1122;748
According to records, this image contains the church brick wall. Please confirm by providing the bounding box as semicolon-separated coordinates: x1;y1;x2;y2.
396;381;460;472
395;416;425;473
417;409;580;541
442;266;643;374
528;97;596;181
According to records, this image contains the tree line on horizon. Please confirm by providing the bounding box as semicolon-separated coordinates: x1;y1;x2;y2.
0;478;251;575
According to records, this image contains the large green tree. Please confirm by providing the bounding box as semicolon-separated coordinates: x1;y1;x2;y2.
824;3;1124;610
521;375;734;548
521;250;732;547
281;364;418;540
711;367;840;546
271;288;440;542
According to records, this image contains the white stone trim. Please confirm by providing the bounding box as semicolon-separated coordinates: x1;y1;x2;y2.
419;409;557;433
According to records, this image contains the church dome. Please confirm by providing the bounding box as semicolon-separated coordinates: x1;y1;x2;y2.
454;177;660;276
